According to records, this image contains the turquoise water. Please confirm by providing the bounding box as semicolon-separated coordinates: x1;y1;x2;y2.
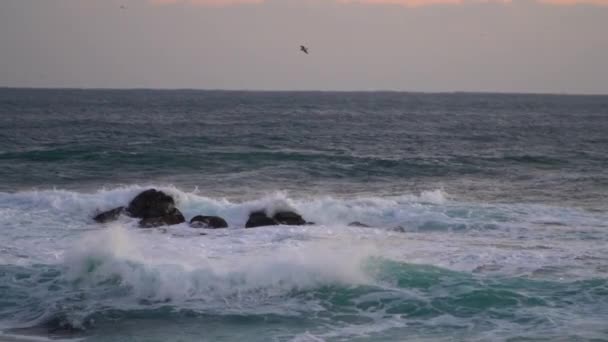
2;259;607;341
0;89;607;341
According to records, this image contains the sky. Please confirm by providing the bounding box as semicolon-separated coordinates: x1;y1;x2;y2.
0;0;607;93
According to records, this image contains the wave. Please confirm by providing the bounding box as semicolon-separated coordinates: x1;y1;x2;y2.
1;211;607;340
2;185;608;339
1;238;607;339
0;224;374;331
2;184;606;235
2;185;608;279
0;185;449;229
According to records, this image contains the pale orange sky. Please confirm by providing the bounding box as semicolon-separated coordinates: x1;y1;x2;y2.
1;0;607;93
151;0;608;6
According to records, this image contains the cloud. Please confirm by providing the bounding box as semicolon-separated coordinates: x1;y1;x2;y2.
338;0;464;6
539;0;608;4
337;0;512;7
149;0;608;6
150;0;263;6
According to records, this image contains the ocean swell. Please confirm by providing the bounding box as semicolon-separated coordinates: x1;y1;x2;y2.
1;185;608;340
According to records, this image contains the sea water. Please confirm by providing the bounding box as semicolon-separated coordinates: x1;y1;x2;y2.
1;89;607;341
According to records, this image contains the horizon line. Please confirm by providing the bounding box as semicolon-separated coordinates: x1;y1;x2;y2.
1;86;607;97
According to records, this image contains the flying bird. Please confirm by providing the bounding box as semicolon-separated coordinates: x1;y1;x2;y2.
300;45;309;54
120;5;127;9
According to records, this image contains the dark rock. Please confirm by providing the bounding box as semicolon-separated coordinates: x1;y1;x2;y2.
93;206;125;223
391;226;406;233
91;189;186;228
138;208;185;228
245;210;310;228
245;211;279;228
348;221;371;228
127;189;176;219
273;211;307;225
190;215;228;229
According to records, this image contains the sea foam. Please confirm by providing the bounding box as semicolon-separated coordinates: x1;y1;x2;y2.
61;224;375;309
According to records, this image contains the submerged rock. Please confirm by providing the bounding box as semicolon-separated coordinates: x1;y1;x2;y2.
26;314;92;335
139;208;185;228
126;189;176;219
245;211;278;228
93;206;125;223
348;221;371;228
190;215;228;229
346;221;405;232
391;226;406;233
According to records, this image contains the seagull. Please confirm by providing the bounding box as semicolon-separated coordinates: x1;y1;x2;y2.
300;45;309;54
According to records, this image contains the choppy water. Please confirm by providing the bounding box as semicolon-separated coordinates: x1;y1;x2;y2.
1;89;607;341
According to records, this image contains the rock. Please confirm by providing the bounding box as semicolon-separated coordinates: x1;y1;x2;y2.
126;189;176;219
138;208;185;228
348;221;371;228
93;206;125;223
273;211;307;225
91;189;185;228
391;226;406;233
245;211;279;228
190;215;228;229
245;210;310;228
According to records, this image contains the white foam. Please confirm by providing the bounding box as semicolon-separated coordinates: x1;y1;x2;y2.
1;185;607;282
61;224;376;310
288;332;327;342
419;189;447;204
0;333;84;342
0;186;453;244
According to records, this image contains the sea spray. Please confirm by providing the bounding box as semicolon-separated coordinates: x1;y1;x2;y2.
60;224;377;307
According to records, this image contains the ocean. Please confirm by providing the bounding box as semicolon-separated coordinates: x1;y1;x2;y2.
0;88;607;341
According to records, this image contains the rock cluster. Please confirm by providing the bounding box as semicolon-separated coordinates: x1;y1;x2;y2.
93;189;310;229
93;189;404;232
